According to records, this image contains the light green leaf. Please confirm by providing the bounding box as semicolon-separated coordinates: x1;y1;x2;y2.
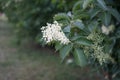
73;9;90;19
54;13;70;22
74;48;87;67
83;0;93;9
60;44;73;62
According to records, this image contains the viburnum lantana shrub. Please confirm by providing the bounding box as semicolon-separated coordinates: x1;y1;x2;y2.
41;0;120;80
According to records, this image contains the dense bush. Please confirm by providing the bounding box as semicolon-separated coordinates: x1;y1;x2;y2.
1;0;120;80
41;0;120;80
0;0;77;44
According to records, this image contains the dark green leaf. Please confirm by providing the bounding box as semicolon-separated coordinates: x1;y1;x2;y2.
72;19;85;30
60;44;73;62
63;25;70;33
70;36;85;41
75;37;93;46
101;12;111;26
108;8;120;22
90;8;101;19
74;48;87;67
55;42;63;51
115;27;120;38
97;0;108;10
72;1;83;13
88;21;98;32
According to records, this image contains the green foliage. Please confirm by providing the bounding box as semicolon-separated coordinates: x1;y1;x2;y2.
60;43;73;62
74;48;87;67
74;37;93;46
50;0;120;79
1;0;120;79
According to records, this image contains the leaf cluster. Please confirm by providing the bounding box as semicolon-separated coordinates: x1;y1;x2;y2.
53;0;120;79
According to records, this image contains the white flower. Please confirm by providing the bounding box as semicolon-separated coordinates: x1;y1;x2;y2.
41;21;70;44
101;25;109;35
66;58;73;64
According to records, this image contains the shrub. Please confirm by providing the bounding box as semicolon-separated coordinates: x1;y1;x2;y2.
41;0;120;80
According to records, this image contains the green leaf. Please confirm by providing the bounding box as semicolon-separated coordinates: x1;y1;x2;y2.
108;8;120;22
115;27;120;38
60;44;73;62
97;0;108;10
74;48;87;67
54;13;70;22
83;0;93;9
104;39;116;54
88;21;98;32
72;19;85;30
72;1;83;13
101;12;111;26
63;25;70;33
55;42;63;51
73;10;89;19
89;8;101;19
70;36;85;41
75;37;93;46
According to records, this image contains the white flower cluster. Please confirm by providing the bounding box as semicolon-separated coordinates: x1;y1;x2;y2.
101;25;110;35
87;32;113;65
41;21;70;44
101;25;115;35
